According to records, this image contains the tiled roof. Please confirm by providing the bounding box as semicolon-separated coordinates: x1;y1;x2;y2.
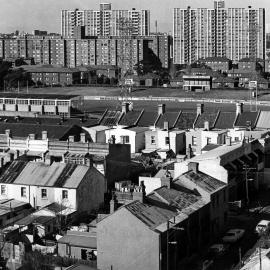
175;170;226;194
214;111;236;129
118;110;143;126
0;122;83;140
136;111;159;127
155;112;181;129
174;112;197;130
256;111;270;129
0;161;96;188
0;161;28;184
234;111;260;128
194;112;218;129
100;110;122;126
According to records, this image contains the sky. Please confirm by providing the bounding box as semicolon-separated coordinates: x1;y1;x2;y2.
0;0;270;34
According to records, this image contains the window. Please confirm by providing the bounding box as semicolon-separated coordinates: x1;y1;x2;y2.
120;136;129;144
151;136;156;145
66;244;71;256
165;137;170;145
206;137;211;145
235;137;239;142
41;189;47;199
62;190;68;199
192;136;197;146
1;185;6;195
21;187;26;198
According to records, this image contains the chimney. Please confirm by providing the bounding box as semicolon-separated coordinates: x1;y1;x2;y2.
236;103;243;115
42;131;48;140
158;104;166;115
197;104;204;116
225;136;232;146
164;121;169;131
188;162;199;173
161;170;172;189
80;133;86;143
9;153;14;162
128;102;133;111
5;129;10;138
133;181;146;203
29;134;35;140
108;135;116;144
110;193;118;214
204;121;210;131
15;150;20;160
85;157;93;167
122;102;129;114
69;135;75;143
186;144;192;159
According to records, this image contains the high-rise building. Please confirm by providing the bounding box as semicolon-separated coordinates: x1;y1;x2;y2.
61;4;150;38
173;1;265;64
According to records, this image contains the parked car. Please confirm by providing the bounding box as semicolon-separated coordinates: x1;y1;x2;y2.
208;243;229;257
255;220;270;235
222;229;245;243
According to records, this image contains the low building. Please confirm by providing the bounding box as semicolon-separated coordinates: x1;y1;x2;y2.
58;230;97;262
0;161;105;214
20;65;81;86
202;57;232;73
212;77;238;89
105;127;148;154
183;75;211;91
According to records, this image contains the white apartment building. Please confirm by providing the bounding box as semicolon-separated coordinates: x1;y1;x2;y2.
173;0;265;64
61;4;150;38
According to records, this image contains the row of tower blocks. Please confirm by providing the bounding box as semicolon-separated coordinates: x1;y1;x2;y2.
0;1;266;69
173;0;265;63
0;35;171;72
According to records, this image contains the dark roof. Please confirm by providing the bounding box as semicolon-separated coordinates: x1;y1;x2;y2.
100;110;122;126
174;112;197;130
137;111;158;127
66;265;97;270
125;200;176;230
20;64;79;73
0;161;28;184
201;144;221;152
175;170;226;194
0;123;83;140
194;112;218;129
239;57;264;62
118;110;143;126
214;112;236;129
155;112;181;129
16;215;55;226
203;57;231;62
213;77;236;83
234;111;259;128
0;93;78;100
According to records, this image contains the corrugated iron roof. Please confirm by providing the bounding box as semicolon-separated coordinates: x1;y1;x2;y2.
100;110;122;126
175;170;226;194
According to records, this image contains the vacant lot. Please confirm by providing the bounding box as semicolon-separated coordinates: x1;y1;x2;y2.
17;86;270;101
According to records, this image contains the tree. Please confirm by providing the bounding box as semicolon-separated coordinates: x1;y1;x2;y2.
4;68;30;90
0;62;12;90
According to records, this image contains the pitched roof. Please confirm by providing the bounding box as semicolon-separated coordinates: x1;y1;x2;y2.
175;170;226;194
234;111;260;128
118;110;143;126
256;111;270;129
174;112;197;130
136;111;158;127
100;110;122;126
0;161;95;188
203;56;231;62
0;93;78;100
194;112;218;129
214;111;236;129
58;231;97;249
0;122;83;140
155;112;181;129
201;144;221;152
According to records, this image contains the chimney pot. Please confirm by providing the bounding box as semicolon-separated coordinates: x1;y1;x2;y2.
158;104;166;115
197;104;204;116
69;135;75;143
80;133;86;143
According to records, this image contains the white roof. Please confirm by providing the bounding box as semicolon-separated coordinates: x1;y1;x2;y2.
257;220;270;226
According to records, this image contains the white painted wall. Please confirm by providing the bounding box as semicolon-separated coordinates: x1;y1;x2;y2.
139;177;162;195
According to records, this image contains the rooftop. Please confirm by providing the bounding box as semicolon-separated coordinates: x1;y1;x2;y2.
174;112;197;130
118;110;143;126
0;93;78;100
155;111;181;129
175;170;226;194
100;110;122;126
194;112;218;129
214;111;236;129
255;111;270;129
136;111;158;127
234;111;260;128
0;161;96;188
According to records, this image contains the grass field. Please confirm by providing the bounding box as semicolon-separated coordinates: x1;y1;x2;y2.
18;86;270;102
